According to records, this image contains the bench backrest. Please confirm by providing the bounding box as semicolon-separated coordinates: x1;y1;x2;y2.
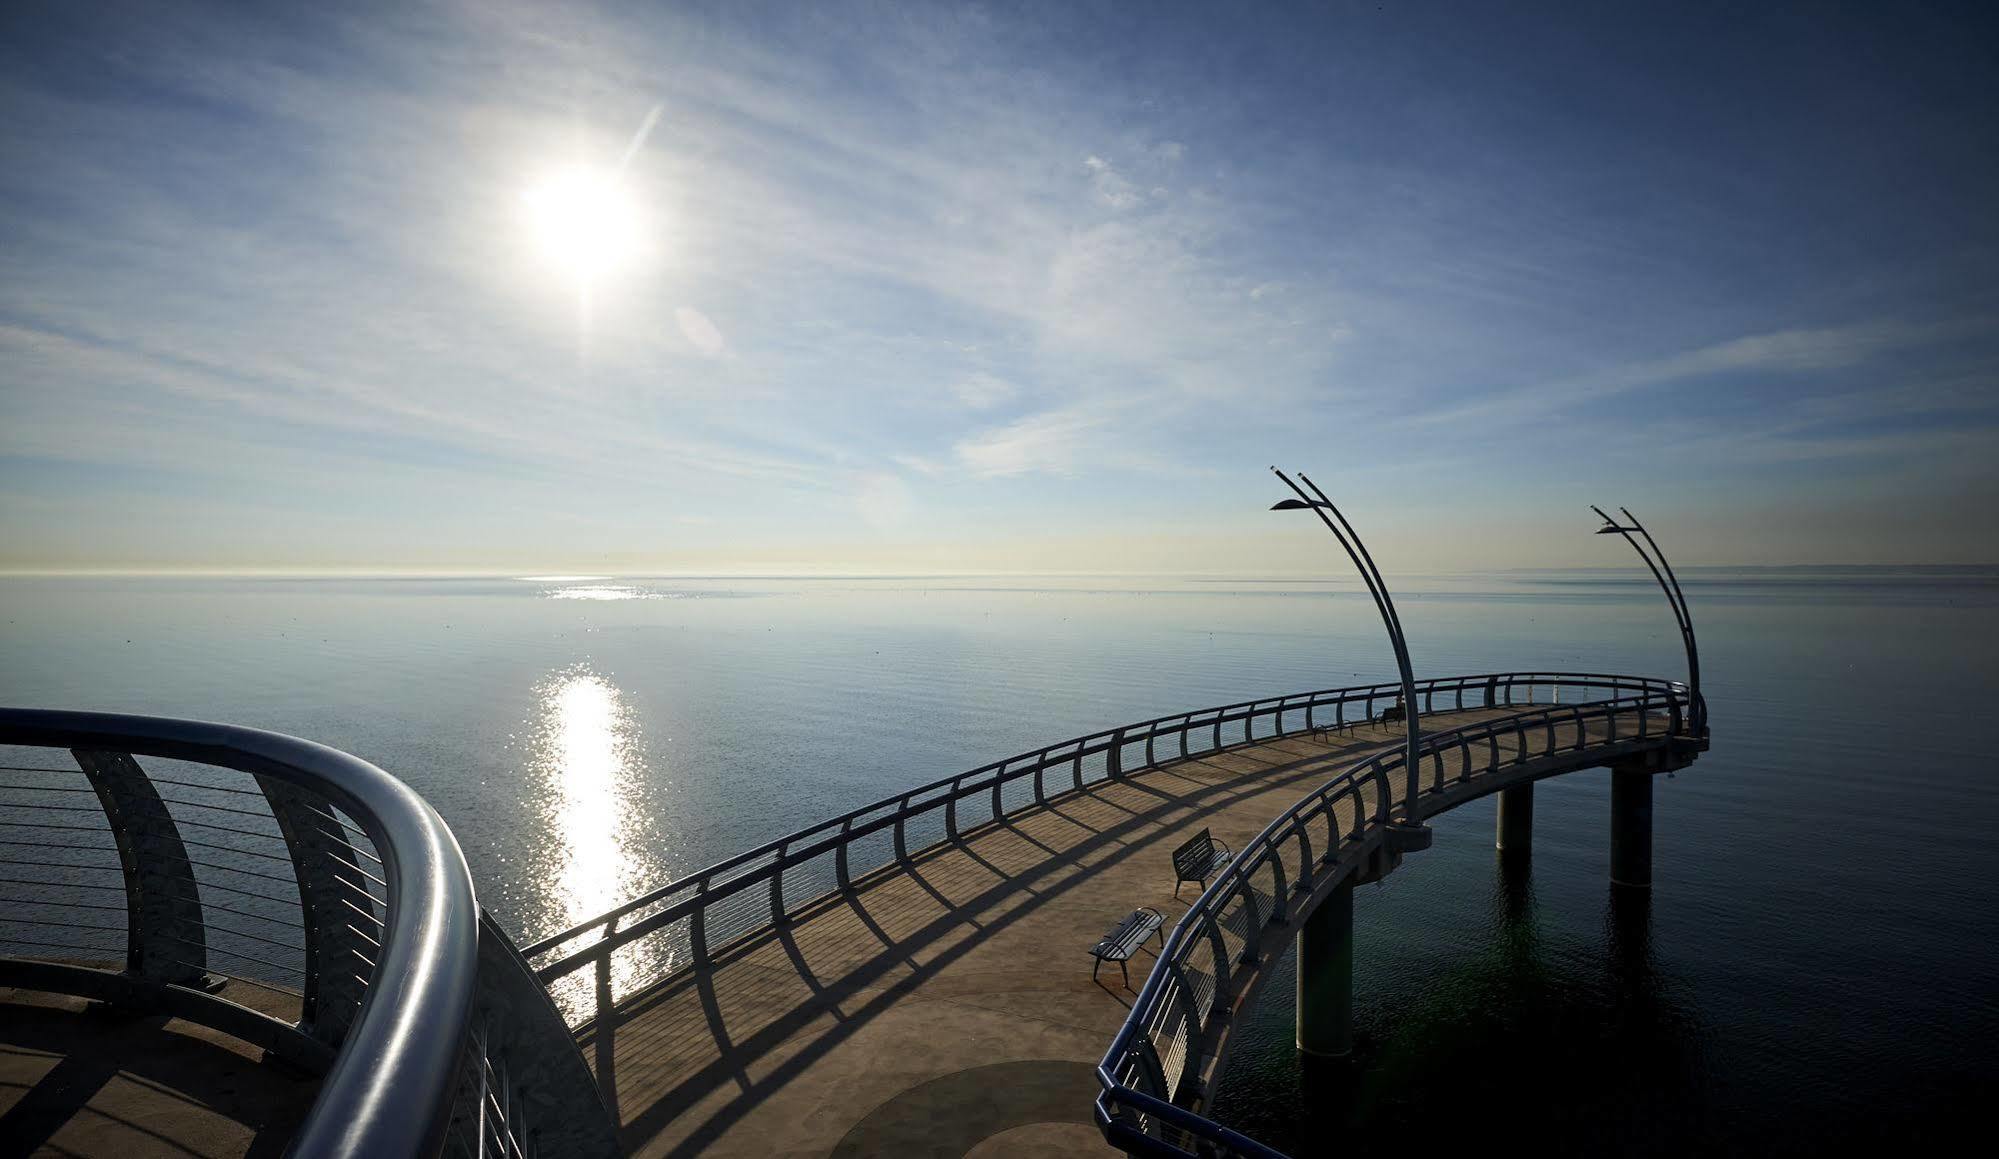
1098;909;1159;955
1172;828;1218;879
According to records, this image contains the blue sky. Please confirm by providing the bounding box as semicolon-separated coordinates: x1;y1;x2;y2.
2;1;1995;572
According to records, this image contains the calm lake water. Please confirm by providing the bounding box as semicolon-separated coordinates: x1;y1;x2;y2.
3;569;1995;1154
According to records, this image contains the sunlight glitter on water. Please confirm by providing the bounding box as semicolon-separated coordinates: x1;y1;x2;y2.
544;584;674;601
525;665;673;1017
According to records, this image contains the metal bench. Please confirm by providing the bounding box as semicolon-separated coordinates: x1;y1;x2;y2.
1171;827;1233;896
1089;906;1165;985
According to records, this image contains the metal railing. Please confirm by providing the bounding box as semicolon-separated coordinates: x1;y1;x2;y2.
0;676;1705;1157
1093;679;1706;1159
527;672;1693;1023
0;708;618;1159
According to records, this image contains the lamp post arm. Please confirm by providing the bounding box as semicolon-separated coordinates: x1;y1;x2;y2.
1591;505;1684;629
1275;468;1423;813
1592;505;1703;735
1622;509;1696;643
1621;508;1701;733
1273;471;1398;647
1301;474;1414;661
1593;506;1689;638
1301;474;1420;789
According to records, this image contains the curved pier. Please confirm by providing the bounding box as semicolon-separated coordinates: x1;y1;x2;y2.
0;672;1707;1157
525;672;1706;1158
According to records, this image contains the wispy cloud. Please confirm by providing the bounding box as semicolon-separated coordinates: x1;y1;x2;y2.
950;396;1180;478
953;407;1109;478
2;2;1995;568
1419;318;1984;428
949;373;1017;410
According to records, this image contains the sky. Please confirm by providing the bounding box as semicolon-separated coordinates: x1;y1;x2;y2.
2;0;1996;574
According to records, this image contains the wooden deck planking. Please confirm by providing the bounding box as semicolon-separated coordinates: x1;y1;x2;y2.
585;706;1607;1159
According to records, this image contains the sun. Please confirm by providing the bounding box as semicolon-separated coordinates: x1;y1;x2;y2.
520;167;643;285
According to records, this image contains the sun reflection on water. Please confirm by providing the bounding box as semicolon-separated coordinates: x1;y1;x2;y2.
526;665;670;1018
545;584;670;601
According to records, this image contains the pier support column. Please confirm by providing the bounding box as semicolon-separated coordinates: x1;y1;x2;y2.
1495;782;1534;855
1296;877;1354;1058
1610;765;1652;889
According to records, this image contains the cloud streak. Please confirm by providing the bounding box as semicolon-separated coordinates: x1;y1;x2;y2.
2;2;1995;568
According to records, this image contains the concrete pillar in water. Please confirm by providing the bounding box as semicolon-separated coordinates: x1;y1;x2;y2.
1295;877;1354;1058
1495;781;1534;854
1610;765;1652;888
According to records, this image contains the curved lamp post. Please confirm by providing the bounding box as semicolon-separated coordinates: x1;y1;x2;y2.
1592;506;1704;737
1271;468;1422;814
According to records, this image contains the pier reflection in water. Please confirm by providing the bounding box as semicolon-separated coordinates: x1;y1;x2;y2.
524;665;674;1020
1212;854;1704;1156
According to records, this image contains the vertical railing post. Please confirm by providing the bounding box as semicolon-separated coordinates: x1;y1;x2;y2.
72;750;209;987
259;775;376;1047
593;915;617;1041
1163;962;1210;1098
1202;920;1232;1000
769;842;787;923
1234;883;1263;966
689;878;710;967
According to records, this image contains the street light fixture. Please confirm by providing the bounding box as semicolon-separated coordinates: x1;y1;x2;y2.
1270;468;1423;814
1590;505;1704;737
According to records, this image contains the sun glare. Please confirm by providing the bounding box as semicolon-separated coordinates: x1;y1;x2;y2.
521;167;643;284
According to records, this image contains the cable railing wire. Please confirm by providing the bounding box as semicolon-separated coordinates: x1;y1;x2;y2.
2;707;619;1159
1094;683;1703;1158
526;672;1690;1026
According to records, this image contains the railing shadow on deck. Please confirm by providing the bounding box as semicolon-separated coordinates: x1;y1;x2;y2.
0;988;314;1157
582;735;1368;1156
1096;685;1706;1159
524;672;1690;1156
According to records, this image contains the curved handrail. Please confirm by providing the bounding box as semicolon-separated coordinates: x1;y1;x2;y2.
527;672;1691;1010
0;680;1696;1156
1093;682;1705;1158
0;708;479;1159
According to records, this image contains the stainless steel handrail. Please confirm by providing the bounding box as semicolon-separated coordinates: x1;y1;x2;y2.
528;672;1689;1015
1093;682;1705;1158
0;677;1698;1156
0;708;480;1158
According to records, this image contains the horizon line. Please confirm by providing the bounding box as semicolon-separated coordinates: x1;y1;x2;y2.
2;563;1996;581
